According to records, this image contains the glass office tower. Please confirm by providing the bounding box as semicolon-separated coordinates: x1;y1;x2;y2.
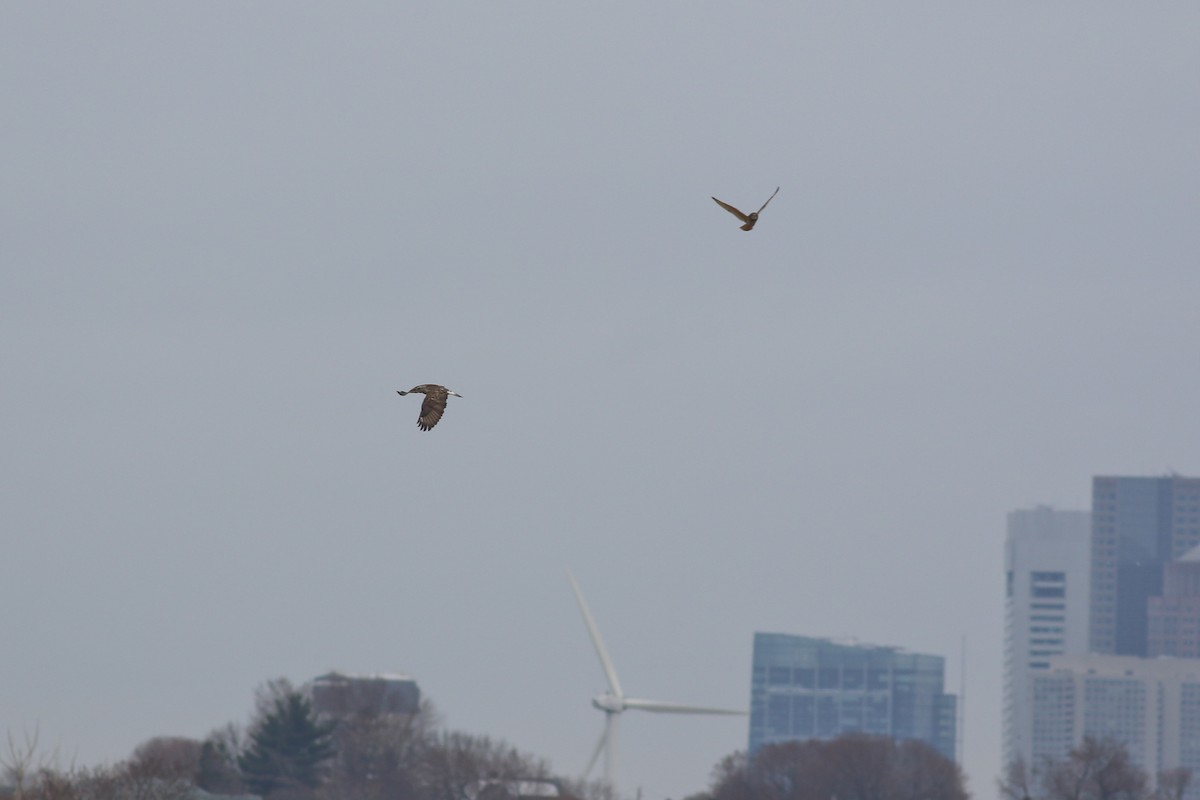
1090;476;1200;656
748;633;957;760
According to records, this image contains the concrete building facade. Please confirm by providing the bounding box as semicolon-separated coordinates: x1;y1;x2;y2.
1003;505;1091;769
1028;654;1200;799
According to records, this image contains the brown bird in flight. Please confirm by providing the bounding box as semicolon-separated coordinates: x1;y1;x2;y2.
396;384;462;431
711;186;780;231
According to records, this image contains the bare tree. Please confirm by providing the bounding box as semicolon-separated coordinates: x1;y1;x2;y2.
24;767;76;800
125;737;202;784
318;700;436;800
823;734;896;800
82;762;194;800
1005;738;1153;800
1155;768;1192;800
2;728;54;799
2;762;193;800
700;752;747;800
999;753;1037;800
706;734;966;800
892;738;969;800
1089;740;1148;800
1045;738;1150;800
417;731;554;800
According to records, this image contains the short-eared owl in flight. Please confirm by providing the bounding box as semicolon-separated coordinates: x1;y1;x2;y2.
711;187;780;231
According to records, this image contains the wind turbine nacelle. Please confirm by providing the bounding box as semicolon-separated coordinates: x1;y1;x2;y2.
592;692;625;713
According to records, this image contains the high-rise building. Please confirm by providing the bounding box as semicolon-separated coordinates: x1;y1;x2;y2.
1028;653;1200;798
1149;545;1200;658
1090;476;1200;657
748;632;956;760
1003;505;1091;769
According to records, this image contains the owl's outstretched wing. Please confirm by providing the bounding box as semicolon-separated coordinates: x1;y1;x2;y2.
711;196;750;223
756;186;780;215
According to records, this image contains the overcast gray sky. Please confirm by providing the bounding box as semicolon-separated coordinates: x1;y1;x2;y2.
3;4;1200;798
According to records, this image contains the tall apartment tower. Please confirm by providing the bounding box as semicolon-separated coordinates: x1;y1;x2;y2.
748;633;957;761
1090;476;1200;656
1029;653;1200;796
1003;506;1091;769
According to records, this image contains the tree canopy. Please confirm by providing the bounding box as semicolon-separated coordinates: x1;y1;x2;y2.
698;734;967;800
237;691;336;797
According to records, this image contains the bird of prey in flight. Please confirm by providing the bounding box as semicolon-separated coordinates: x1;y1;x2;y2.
711;186;780;231
396;384;462;431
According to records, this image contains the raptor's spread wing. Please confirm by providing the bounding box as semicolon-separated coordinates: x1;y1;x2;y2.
711;196;750;223
417;393;447;431
756;186;780;215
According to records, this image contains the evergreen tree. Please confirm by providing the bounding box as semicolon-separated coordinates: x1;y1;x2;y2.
238;691;335;796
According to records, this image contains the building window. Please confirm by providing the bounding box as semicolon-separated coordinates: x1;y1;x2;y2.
1032;571;1066;582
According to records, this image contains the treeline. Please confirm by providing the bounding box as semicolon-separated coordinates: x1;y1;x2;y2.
689;734;1194;800
683;733;968;800
10;681;1185;800
1;677;612;800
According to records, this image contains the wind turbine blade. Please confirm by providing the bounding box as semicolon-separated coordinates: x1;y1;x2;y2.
622;697;748;715
582;724;606;780
567;570;624;698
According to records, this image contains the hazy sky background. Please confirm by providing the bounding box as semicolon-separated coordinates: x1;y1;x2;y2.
3;4;1200;798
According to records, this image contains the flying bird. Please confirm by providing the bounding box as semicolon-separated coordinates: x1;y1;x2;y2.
711;186;780;231
396;384;462;431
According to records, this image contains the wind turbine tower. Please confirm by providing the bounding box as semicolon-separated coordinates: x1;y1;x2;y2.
567;570;746;792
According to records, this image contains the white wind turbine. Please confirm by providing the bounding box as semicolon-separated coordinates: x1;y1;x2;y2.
567;570;747;791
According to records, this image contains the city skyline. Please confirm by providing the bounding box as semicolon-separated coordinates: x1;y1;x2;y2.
1006;477;1200;799
5;5;1199;798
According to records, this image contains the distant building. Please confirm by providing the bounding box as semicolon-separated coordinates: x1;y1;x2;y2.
748;632;956;760
1090;475;1200;656
1001;475;1200;795
1148;545;1200;658
1003;505;1091;769
1028;653;1200;798
308;671;420;719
